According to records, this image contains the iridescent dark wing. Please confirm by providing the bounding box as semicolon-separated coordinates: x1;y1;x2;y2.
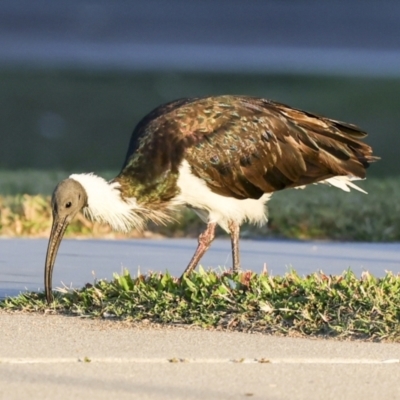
117;95;377;202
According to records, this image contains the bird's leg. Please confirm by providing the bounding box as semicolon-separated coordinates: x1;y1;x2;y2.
228;221;240;271
180;222;217;278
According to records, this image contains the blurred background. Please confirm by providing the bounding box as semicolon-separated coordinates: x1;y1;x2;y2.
0;0;399;185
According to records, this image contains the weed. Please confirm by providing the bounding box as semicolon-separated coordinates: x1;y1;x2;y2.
2;269;399;341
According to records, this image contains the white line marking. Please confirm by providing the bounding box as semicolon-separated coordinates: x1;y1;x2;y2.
0;358;399;365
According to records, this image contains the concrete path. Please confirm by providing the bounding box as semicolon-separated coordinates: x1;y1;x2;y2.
1;312;399;400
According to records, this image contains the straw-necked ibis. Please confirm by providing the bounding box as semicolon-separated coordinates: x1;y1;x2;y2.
45;95;378;302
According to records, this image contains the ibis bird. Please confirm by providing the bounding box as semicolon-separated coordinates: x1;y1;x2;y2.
45;95;377;302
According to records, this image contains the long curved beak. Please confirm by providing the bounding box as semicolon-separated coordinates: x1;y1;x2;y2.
45;217;69;303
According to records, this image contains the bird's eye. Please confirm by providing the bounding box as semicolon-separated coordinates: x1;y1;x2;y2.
65;202;72;208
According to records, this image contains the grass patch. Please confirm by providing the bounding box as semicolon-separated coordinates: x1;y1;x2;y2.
263;177;400;242
1;177;400;241
1;269;400;341
0;169;116;196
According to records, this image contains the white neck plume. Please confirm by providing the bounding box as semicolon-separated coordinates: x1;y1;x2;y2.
69;173;145;232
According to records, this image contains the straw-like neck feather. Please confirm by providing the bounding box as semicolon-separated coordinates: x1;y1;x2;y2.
69;173;147;232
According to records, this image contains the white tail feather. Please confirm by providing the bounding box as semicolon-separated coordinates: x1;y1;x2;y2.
321;176;367;194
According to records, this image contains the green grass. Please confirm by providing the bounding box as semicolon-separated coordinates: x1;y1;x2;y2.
264;177;400;242
0;169;117;196
2;268;400;341
1;176;399;241
0;169;116;196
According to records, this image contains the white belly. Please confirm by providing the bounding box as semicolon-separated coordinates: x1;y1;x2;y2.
176;160;271;232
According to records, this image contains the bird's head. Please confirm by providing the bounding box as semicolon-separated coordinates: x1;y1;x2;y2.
45;178;88;303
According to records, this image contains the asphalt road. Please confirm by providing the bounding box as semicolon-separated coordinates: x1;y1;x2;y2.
1;0;399;75
2;0;399;50
1;238;399;298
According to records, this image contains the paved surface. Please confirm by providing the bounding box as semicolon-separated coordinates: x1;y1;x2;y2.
3;0;399;50
1;238;400;298
1;239;399;399
1;0;399;75
0;312;399;400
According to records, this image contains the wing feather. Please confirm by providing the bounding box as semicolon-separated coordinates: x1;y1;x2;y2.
117;95;378;203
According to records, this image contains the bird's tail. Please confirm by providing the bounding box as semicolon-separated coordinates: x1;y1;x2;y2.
320;176;367;194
